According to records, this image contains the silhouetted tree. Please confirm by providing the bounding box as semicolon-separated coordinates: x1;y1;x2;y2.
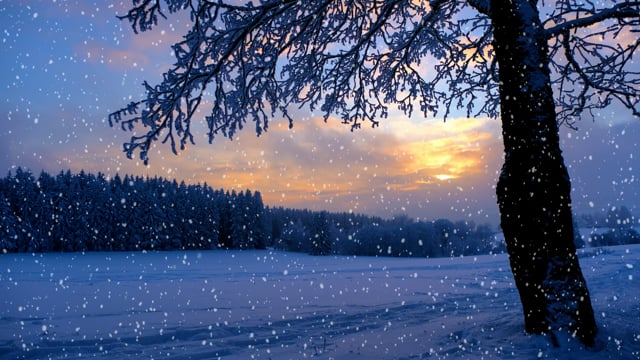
250;191;267;249
0;169;267;253
0;195;17;253
110;0;640;345
310;211;332;255
281;218;309;252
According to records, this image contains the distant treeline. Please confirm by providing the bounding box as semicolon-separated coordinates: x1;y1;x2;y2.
576;206;640;247
268;209;498;257
0;169;503;256
0;168;266;252
2;169;636;256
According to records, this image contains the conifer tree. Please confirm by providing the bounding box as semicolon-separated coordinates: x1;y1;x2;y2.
310;211;332;256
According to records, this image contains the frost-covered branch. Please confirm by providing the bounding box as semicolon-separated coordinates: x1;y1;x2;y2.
109;0;495;163
110;0;639;163
545;1;640;39
546;0;640;126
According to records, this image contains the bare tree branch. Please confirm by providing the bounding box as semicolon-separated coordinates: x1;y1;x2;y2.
545;1;640;39
110;0;639;162
544;0;640;126
110;0;497;163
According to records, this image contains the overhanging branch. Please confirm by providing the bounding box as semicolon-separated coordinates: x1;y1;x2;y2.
545;2;640;39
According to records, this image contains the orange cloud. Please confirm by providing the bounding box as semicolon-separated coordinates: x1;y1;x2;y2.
400;131;492;181
71;111;502;220
177;115;498;213
380;116;499;185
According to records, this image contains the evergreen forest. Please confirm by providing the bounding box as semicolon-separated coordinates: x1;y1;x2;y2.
1;169;636;256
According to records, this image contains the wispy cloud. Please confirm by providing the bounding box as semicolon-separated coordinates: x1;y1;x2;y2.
86;114;503;219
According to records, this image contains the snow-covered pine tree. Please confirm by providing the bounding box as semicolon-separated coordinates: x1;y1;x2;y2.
229;189;247;249
9;168;38;252
86;173;114;251
310;211;331;256
217;190;234;249
0;195;17;253
251;190;267;249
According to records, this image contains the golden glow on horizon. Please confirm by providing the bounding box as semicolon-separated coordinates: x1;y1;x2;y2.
74;114;501;215
4;1;639;224
272;117;492;207
390;117;495;184
404;135;488;181
434;174;456;181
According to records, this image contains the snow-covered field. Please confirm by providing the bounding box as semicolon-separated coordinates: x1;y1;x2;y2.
1;245;638;359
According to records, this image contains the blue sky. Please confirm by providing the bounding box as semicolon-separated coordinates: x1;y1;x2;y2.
1;1;638;225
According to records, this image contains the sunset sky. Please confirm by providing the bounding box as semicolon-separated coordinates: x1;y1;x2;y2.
2;1;639;225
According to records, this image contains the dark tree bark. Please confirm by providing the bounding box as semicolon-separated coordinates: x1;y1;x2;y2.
490;0;597;346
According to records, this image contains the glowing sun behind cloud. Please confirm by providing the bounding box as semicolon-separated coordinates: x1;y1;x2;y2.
1;0;639;227
383;116;498;187
77;112;503;220
404;132;491;181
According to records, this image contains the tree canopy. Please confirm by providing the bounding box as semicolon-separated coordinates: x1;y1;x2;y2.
110;0;639;347
110;0;639;163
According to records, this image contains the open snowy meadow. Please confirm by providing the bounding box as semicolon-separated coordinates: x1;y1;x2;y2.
1;245;638;359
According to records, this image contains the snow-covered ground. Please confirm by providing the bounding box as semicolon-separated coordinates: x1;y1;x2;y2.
1;245;638;359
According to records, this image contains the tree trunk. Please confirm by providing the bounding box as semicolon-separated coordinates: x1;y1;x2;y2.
489;0;597;346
